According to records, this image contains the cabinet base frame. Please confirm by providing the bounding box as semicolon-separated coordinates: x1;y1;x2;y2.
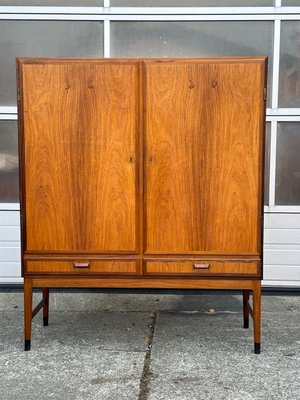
24;277;261;353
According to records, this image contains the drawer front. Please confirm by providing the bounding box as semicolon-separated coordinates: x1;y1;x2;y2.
145;261;259;276
26;261;138;275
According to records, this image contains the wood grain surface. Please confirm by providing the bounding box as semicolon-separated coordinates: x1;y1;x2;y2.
26;260;137;274
32;276;259;289
22;62;139;252
19;58;265;353
145;261;259;276
144;61;265;255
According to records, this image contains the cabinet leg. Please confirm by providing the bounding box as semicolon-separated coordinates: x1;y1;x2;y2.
43;288;49;326
253;281;261;354
243;290;250;329
24;278;33;351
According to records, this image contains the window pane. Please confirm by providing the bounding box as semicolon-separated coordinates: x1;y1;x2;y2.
111;0;273;5
264;123;271;206
0;1;102;4
0;121;18;203
279;21;300;108
111;21;273;105
0;21;103;106
275;122;300;205
282;0;300;5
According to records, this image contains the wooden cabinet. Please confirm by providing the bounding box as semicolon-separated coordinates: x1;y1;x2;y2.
17;57;267;353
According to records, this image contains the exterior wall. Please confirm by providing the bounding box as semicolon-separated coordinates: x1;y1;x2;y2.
0;211;22;283
264;213;300;287
0;2;300;286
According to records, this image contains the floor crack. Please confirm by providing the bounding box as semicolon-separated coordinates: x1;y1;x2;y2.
138;311;157;400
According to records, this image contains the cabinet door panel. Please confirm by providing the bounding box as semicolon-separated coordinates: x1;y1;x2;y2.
22;62;138;252
145;61;265;254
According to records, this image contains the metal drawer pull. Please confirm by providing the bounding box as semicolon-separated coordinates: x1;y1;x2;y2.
193;263;210;270
74;262;90;268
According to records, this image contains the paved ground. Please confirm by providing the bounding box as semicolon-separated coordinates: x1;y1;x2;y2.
0;289;299;400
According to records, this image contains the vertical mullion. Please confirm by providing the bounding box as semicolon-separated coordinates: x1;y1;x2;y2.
275;0;281;7
104;0;110;58
271;19;281;109
269;121;278;207
104;19;110;58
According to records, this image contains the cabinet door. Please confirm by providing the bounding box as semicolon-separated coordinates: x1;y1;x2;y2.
144;60;265;255
21;61;139;252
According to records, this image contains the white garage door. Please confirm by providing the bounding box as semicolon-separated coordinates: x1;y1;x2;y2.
0;1;299;286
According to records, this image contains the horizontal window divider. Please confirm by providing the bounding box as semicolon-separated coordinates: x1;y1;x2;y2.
0;14;300;21
266;116;300;122
0;204;20;211
0;6;300;16
267;109;300;116
0;114;17;120
0;107;17;114
108;7;300;16
264;206;300;213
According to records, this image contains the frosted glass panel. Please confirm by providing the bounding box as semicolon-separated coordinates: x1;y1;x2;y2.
0;121;19;203
282;0;300;5
0;1;102;4
279;21;300;108
111;21;273;105
0;21;103;106
111;0;273;5
275;123;300;205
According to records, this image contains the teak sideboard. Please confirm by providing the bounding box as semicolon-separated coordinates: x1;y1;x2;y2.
17;57;267;352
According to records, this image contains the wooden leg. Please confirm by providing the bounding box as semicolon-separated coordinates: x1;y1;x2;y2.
24;278;33;351
253;281;262;354
243;290;250;328
43;288;49;326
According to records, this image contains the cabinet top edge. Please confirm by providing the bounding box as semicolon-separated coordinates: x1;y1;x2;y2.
16;56;267;66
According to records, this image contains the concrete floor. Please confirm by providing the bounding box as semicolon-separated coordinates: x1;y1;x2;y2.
0;290;299;400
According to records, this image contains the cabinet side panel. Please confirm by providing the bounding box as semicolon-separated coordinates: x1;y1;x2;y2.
145;61;264;254
22;62;138;252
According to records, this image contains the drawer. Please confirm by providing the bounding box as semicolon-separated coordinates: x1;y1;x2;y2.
26;260;138;274
145;261;259;276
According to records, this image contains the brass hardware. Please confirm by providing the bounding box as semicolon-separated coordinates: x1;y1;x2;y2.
129;156;135;163
211;80;217;88
17;88;21;102
193;263;210;270
149;155;155;162
74;262;90;268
